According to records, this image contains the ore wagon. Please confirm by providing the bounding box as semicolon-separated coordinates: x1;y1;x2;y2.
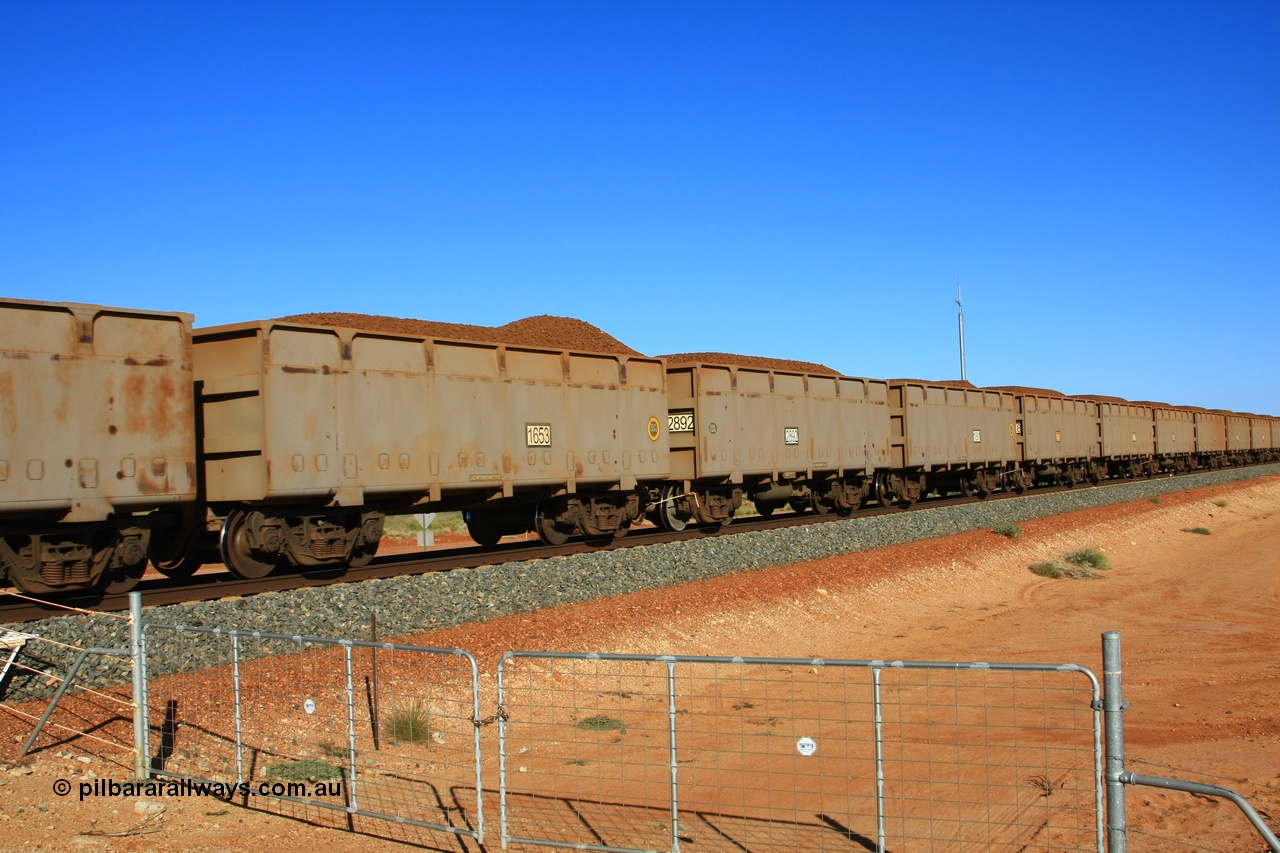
656;359;889;529
1091;400;1157;477
1151;405;1197;472
987;389;1101;488
886;382;1019;501
190;319;669;576
1192;410;1227;468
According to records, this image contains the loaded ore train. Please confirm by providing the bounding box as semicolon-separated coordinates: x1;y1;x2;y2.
2;296;1277;596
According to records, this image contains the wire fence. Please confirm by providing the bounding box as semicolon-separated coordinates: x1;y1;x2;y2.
139;623;486;847
0;599;137;764
4;600;1277;852
496;652;1103;852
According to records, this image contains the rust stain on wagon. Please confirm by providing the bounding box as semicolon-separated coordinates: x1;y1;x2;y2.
123;373;182;440
135;468;168;495
0;372;14;436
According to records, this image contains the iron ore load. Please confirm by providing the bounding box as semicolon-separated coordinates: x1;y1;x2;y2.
2;297;1277;596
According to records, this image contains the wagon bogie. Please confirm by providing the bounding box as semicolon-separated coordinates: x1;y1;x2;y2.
810;473;872;514
215;505;385;579
533;489;644;545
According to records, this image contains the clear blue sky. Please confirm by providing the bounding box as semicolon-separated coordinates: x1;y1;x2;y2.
3;0;1277;414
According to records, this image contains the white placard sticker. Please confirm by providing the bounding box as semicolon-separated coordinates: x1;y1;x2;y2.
796;736;816;756
304;698;316;715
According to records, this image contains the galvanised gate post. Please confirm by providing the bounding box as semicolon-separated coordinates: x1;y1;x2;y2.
1103;631;1127;852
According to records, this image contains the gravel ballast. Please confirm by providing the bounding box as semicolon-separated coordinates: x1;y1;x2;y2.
6;464;1278;702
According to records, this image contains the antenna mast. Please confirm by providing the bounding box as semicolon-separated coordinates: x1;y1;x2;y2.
956;279;967;382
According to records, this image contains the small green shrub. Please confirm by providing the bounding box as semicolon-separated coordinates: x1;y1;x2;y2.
265;759;343;781
993;522;1023;539
1029;561;1064;579
1148;497;1160;505
318;741;347;759
383;701;431;744
1212;498;1230;508
575;714;625;732
1065;549;1111;570
1031;556;1106;580
1182;527;1211;536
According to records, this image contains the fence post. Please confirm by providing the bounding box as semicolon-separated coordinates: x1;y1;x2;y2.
666;657;681;853
1103;631;1127;853
232;633;244;784
872;665;886;853
130;591;147;781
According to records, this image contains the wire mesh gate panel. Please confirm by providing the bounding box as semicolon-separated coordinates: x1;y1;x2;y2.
140;624;485;846
497;653;1103;853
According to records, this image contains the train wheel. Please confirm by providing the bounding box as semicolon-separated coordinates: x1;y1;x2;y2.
756;501;775;518
348;542;379;568
810;494;832;516
535;502;570;545
149;526;200;578
101;559;146;595
153;553;203;579
876;476;895;508
348;513;384;567
465;512;502;548
657;485;689;532
220;510;279;580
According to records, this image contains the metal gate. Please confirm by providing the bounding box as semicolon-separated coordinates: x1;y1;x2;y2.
140;623;485;845
496;652;1103;852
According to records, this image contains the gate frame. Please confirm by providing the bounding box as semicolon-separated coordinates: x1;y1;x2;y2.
138;619;487;844
496;650;1106;853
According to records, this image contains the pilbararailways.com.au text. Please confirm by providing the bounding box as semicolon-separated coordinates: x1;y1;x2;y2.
62;778;345;802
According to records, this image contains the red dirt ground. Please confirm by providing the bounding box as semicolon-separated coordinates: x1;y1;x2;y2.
2;476;1277;851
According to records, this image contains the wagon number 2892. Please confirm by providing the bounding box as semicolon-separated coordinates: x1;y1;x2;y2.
667;413;695;433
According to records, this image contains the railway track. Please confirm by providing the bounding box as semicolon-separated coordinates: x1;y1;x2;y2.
0;467;1259;624
0;497;956;622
